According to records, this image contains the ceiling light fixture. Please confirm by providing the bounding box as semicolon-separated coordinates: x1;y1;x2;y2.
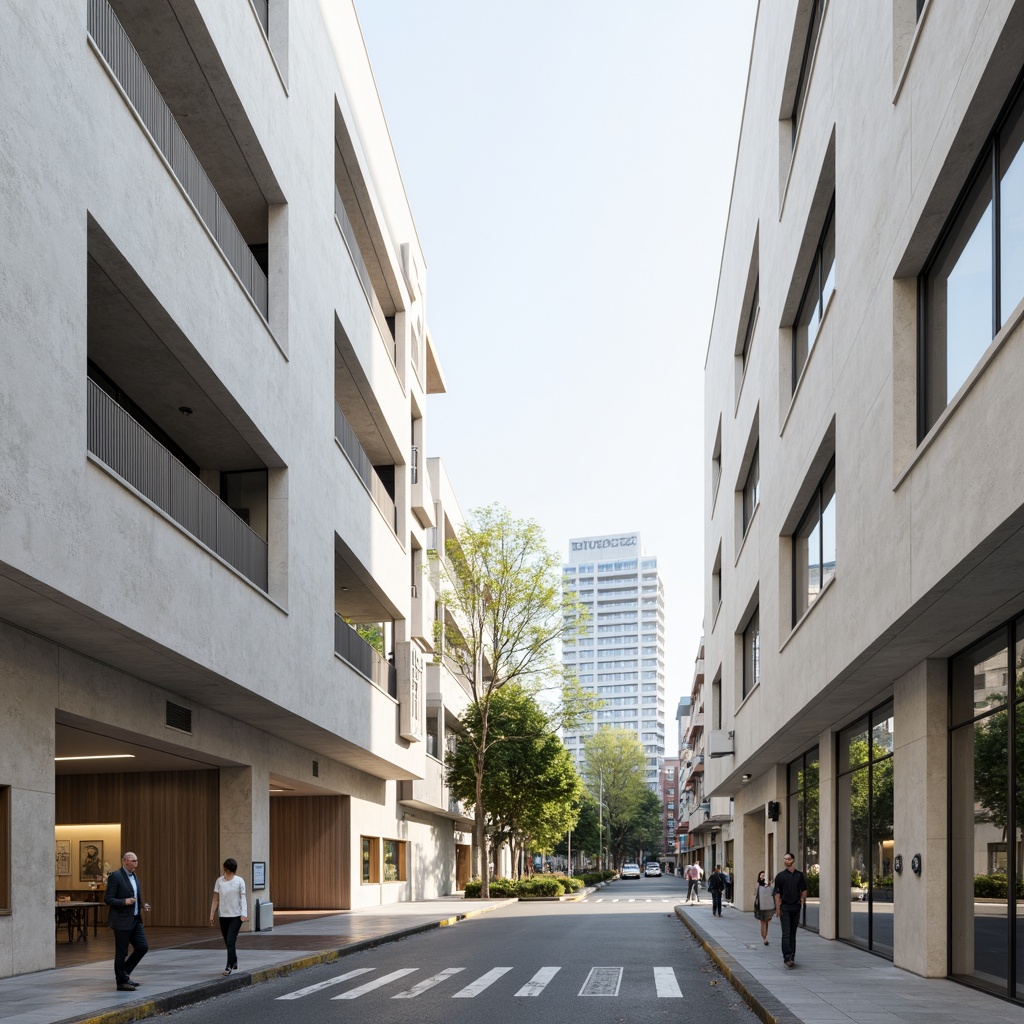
55;754;136;762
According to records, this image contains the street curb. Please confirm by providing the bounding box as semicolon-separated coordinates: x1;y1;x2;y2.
56;900;517;1024
674;906;798;1024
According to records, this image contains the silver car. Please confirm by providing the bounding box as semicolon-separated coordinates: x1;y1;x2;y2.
621;862;641;879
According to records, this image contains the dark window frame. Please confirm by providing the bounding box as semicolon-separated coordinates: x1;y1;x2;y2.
918;71;1024;441
742;444;760;535
792;197;836;391
790;0;824;150
791;458;836;627
740;278;760;373
0;785;9;914
742;605;761;699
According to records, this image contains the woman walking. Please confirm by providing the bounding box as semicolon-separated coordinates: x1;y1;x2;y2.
210;858;248;976
754;870;773;945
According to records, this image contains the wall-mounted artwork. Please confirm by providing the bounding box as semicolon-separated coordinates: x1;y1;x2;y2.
55;839;71;877
80;841;104;882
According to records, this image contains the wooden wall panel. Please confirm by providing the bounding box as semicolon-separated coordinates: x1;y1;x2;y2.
55;770;218;926
269;796;349;909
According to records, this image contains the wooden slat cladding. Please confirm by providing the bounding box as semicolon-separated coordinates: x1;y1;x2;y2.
55;770;218;926
270;796;350;909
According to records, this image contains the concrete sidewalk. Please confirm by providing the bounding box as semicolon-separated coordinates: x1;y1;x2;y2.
0;897;515;1024
676;901;1024;1024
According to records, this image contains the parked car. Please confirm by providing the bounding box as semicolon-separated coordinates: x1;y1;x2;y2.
644;862;662;877
620;862;641;879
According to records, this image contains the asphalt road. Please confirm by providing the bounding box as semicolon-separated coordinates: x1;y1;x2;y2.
165;875;756;1024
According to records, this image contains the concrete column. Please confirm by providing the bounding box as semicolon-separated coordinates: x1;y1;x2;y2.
219;761;269;932
817;730;837;938
893;659;947;977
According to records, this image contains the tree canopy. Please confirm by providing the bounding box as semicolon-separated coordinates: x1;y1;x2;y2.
431;504;590;894
582;728;652;869
447;683;582;877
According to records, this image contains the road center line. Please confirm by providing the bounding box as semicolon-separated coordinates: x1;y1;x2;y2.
452;967;513;998
515;966;560;996
276;968;374;1000
331;968;418;999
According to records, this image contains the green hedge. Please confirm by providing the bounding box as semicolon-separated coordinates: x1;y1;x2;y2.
805;870;820;897
517;876;564;897
974;873;1024;898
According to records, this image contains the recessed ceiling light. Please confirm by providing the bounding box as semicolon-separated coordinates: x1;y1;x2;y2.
55;754;136;762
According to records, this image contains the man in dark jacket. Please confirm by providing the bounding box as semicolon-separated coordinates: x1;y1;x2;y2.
707;864;728;916
773;852;808;968
105;852;150;990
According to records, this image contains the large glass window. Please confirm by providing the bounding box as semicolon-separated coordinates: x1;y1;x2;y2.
950;618;1024;1002
837;703;894;957
792;461;836;625
788;748;820;932
793;199;836;388
383;839;407;882
743;606;760;699
920;81;1024;438
742;445;760;534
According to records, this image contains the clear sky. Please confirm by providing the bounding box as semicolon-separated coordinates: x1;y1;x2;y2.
355;1;757;753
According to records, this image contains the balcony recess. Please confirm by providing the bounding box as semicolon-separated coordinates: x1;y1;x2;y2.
87;379;269;591
87;0;269;318
334;615;397;697
334;402;397;533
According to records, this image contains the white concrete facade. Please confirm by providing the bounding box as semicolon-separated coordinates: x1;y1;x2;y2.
561;533;666;790
705;0;1024;1001
0;0;473;979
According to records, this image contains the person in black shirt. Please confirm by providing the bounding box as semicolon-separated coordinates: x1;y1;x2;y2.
707;864;727;916
772;852;807;968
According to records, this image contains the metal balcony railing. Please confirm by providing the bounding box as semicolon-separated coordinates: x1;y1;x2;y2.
87;379;269;590
87;0;268;318
334;615;397;697
334;187;396;364
334;402;397;533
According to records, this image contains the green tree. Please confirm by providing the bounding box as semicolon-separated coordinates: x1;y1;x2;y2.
620;787;664;864
553;795;602;870
431;504;589;896
582;728;649;869
447;684;583;879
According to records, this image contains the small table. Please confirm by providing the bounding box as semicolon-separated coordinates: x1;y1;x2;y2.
54;901;101;942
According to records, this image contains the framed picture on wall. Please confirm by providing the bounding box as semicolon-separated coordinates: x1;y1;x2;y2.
55;839;71;877
80;841;104;883
252;861;266;890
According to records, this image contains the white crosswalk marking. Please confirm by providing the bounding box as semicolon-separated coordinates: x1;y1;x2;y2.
331;968;418;999
515;966;560;996
276;967;374;1000
579;966;622;996
392;967;465;998
654;967;683;998
452;967;513;998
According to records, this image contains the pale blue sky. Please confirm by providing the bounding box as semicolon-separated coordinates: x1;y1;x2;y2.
355;1;757;748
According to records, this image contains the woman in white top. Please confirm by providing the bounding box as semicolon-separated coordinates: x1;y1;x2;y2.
210;858;248;976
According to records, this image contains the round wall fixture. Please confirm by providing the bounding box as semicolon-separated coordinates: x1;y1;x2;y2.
911;853;922;875
894;854;903;875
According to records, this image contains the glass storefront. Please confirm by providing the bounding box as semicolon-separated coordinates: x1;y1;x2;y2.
837;702;894;957
787;747;820;932
950;619;1023;1001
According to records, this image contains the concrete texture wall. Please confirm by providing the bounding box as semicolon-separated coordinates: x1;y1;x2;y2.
704;0;1024;979
0;0;460;976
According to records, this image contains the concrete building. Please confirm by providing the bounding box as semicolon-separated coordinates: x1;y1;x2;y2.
658;755;681;872
560;533;666;790
704;0;1024;1002
0;0;475;980
679;639;732;875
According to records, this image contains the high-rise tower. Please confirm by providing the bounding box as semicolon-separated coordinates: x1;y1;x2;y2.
560;533;666;789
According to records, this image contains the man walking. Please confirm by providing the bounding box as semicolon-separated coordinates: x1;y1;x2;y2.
773;852;807;968
105;852;151;991
684;861;700;903
707;864;727;916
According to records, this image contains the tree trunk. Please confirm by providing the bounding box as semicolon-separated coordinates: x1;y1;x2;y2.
475;740;488;897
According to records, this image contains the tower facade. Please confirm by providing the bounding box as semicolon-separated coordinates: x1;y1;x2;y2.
561;533;666;789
